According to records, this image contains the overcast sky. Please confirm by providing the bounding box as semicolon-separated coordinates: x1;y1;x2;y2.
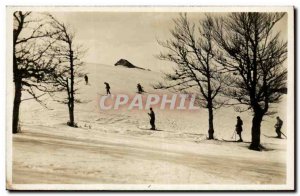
51;12;287;72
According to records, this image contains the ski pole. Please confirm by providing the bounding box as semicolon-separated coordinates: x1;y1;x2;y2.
234;131;236;141
231;130;235;139
280;131;287;138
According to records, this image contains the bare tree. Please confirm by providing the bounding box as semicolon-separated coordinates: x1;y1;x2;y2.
48;15;85;127
13;11;59;133
212;13;287;150
154;14;224;139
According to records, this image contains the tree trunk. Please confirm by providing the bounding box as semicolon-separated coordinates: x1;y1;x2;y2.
12;79;22;134
67;81;75;127
207;104;214;139
68;101;75;127
13;25;22;134
249;111;263;151
68;49;75;127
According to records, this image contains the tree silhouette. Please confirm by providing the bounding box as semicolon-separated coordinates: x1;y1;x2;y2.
212;13;287;150
154;14;225;139
48;15;85;127
13;12;59;133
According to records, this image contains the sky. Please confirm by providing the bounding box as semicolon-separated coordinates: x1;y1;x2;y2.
50;11;288;72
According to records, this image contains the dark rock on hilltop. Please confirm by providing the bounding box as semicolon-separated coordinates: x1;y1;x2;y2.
115;59;150;71
115;59;136;68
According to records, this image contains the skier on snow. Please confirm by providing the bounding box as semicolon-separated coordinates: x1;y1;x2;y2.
275;116;283;138
104;82;111;95
235;116;243;142
84;74;88;85
137;83;144;94
148;107;156;130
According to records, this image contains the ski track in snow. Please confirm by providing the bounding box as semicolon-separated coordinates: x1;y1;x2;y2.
13;128;285;184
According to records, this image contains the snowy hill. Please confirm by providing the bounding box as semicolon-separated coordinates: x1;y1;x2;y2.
14;62;287;185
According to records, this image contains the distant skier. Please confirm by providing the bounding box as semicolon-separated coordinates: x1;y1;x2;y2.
137;83;144;94
148;107;156;130
275;116;283;138
235;116;243;142
84;74;88;85
104;82;111;95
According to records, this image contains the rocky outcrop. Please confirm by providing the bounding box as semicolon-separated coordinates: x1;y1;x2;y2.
115;59;149;70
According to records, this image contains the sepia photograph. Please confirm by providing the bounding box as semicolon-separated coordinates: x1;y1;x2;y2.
6;6;295;190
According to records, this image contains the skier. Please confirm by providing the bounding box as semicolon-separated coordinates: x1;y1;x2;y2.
148;107;156;130
104;82;111;95
84;74;88;85
275;116;283;138
235;116;243;142
137;83;144;94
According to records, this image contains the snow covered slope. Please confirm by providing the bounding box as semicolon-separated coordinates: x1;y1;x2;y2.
13;62;287;186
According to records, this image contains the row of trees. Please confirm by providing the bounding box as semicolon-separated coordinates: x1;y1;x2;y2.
13;12;287;151
155;13;287;151
13;12;84;133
